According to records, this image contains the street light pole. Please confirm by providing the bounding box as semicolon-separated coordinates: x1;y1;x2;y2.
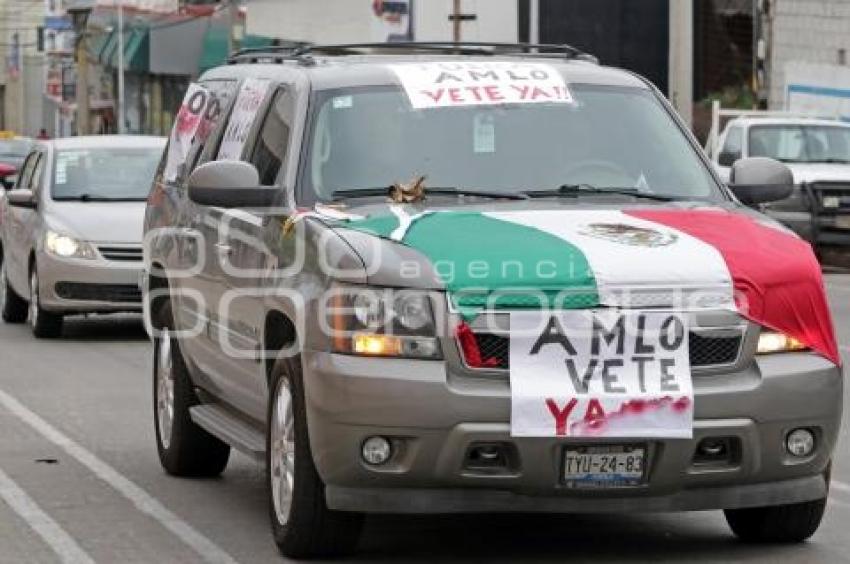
117;0;125;134
68;3;94;136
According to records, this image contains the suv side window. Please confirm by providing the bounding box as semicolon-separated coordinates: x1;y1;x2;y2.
249;89;294;187
719;126;743;166
168;79;238;185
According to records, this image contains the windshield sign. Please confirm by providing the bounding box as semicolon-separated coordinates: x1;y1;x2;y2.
52;147;162;201
304;83;720;203
749;124;850;164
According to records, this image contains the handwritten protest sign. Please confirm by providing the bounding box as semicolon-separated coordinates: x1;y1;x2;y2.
164;83;211;182
389;61;573;109
510;310;693;438
218;78;271;161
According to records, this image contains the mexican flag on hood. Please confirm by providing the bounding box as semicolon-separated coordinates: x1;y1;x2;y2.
343;206;840;366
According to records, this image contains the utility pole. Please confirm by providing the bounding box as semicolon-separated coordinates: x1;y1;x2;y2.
529;0;539;45
69;2;94;136
668;0;693;126
117;0;125;133
452;0;461;43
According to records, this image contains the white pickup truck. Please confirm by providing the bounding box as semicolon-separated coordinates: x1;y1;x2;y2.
711;116;850;247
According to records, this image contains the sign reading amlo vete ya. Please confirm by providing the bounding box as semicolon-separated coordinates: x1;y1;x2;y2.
510;310;693;438
389;61;574;109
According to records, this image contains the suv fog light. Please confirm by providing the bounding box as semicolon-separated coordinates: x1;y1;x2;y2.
362;436;392;465
786;428;815;457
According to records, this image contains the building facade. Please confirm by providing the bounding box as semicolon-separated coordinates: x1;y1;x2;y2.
765;0;850;118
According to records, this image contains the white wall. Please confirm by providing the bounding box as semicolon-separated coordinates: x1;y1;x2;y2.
413;0;517;42
768;0;850;110
246;0;518;44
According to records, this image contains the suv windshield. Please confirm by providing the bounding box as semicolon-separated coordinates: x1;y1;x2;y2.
303;83;722;203
749;124;850;164
52;147;162;201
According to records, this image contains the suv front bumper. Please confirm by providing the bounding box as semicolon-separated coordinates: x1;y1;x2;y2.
302;349;841;514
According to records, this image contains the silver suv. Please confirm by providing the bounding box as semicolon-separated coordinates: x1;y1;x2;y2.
142;43;842;558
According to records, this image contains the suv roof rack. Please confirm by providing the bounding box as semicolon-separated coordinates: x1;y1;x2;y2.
227;41;599;66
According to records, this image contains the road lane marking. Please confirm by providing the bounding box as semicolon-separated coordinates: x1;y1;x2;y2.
0;466;96;564
0;388;239;564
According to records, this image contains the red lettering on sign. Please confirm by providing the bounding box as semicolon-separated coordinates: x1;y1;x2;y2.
421;89;445;103
545;398;578;436
483;85;504;102
465;86;483;102
529;86;552;100
510;84;530;99
448;88;464;103
584;398;606;422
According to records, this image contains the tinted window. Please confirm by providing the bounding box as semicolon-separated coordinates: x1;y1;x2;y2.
52;147;164;201
749;125;850;163
304;84;720;202
249;89;293;186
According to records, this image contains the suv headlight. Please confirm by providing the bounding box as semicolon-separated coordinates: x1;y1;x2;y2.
328;287;441;359
756;330;807;354
45;231;97;260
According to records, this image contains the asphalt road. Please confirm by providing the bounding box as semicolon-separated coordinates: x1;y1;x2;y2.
2;276;850;563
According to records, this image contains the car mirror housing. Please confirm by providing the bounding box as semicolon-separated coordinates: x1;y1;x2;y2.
6;188;36;209
187;160;278;208
728;157;794;205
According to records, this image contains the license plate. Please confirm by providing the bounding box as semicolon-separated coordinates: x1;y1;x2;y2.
563;445;646;488
836;216;850;229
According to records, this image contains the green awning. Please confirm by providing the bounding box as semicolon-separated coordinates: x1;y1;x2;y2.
87;29;113;61
98;29;119;65
198;20;274;73
107;27;149;72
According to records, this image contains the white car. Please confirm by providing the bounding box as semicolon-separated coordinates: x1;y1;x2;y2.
712;117;850;246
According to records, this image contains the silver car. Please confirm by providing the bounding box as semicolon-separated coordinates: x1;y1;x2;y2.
0;135;166;337
143;44;841;558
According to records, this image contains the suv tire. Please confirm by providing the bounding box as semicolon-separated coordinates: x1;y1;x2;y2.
1;257;27;323
267;355;363;558
153;301;230;477
725;498;826;542
29;267;62;338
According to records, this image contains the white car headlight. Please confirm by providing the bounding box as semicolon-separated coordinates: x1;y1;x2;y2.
756;330;807;354
45;231;96;260
822;196;841;209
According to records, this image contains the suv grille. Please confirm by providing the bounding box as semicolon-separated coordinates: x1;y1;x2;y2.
811;182;850;214
468;330;742;370
97;246;143;262
55;282;142;303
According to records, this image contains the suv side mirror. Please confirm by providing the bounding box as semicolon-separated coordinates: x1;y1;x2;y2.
717;150;740;168
187;160;278;208
6;188;36;209
729;157;794;205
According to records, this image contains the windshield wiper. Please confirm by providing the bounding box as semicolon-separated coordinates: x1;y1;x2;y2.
813;158;850;164
523;184;678;202
331;187;529;201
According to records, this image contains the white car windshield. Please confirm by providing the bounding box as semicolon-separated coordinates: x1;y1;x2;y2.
749;124;850;164
52;147;162;201
303;84;722;202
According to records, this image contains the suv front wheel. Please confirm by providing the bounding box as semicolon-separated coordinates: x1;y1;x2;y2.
153;301;230;477
267;355;363;558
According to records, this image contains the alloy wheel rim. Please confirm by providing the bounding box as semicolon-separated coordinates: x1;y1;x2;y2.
29;271;38;328
270;379;295;525
156;329;175;450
